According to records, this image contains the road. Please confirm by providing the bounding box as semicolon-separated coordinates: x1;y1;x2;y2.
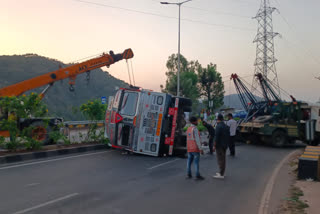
0;144;302;214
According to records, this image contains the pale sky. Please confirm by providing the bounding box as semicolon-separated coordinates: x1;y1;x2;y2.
1;0;319;102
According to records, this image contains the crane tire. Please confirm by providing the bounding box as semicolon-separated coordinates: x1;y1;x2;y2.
30;121;52;145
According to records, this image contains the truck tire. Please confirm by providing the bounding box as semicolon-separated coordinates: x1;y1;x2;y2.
311;139;320;146
182;105;192;112
272;130;287;147
30;121;52;145
312;141;319;146
176;97;192;107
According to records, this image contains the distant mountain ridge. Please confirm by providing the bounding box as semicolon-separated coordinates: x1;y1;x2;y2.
0;54;128;120
223;93;263;110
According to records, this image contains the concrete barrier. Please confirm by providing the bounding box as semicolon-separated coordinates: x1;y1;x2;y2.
64;121;105;143
298;146;320;181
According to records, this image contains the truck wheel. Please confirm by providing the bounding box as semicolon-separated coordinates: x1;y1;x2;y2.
248;134;259;144
30;121;51;145
176;97;192;107
182;105;192;112
311;139;319;146
272;130;287;147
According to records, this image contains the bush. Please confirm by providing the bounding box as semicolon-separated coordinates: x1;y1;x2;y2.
183;122;207;132
80;99;107;121
79;99;108;144
197;121;207;132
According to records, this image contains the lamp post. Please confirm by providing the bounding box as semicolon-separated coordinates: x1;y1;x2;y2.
160;0;192;97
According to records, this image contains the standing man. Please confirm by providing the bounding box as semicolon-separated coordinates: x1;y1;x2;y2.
186;116;205;180
213;114;229;179
202;120;215;155
226;113;237;157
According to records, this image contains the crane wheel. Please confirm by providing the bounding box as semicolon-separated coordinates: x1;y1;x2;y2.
32;126;47;141
30;121;51;145
272;130;287;147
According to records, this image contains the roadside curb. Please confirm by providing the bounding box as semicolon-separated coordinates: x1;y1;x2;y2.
258;149;302;214
0;144;109;165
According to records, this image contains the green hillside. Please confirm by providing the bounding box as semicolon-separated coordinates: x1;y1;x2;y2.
0;54;128;120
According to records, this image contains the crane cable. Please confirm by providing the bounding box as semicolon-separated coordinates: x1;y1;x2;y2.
126;60;132;85
130;59;136;86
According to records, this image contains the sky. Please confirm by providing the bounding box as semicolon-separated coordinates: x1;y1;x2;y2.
1;0;320;102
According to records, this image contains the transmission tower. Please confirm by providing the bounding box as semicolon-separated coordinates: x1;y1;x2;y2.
252;0;280;97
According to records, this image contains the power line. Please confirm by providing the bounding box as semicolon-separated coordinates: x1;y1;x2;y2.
150;0;251;18
75;0;255;31
184;5;251;18
272;0;320;66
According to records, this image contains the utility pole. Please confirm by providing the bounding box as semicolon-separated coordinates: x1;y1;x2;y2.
252;0;280;97
161;0;192;97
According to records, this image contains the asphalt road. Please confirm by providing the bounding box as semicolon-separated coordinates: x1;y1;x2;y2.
0;144;303;214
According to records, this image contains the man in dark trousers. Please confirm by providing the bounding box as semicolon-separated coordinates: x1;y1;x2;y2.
202;120;215;155
213;114;229;179
226;113;237;156
186;117;205;180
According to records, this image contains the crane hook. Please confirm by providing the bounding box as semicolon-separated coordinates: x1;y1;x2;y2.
69;85;75;92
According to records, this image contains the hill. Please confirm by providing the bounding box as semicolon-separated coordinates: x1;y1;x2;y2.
223;94;244;110
223;93;263;110
0;54;128;120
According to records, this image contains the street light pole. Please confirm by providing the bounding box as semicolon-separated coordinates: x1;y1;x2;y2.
177;3;181;97
161;0;192;97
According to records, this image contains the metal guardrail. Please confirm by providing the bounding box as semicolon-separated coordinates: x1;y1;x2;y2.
64;120;104;125
64;121;104;129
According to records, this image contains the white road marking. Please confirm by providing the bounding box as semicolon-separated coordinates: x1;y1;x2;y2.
12;193;79;214
25;183;40;187
258;150;301;214
147;158;180;170
0;150;113;170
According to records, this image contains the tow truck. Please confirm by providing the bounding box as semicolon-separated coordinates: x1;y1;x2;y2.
231;73;320;146
0;48;134;143
105;87;192;156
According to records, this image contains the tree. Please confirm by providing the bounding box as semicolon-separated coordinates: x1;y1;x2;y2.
198;63;224;111
161;54;200;102
79;99;108;143
79;99;107;121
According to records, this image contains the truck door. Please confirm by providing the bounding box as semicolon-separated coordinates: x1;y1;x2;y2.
105;90;122;147
117;91;139;147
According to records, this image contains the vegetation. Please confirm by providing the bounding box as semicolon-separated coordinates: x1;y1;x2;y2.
161;54;200;110
49;123;70;145
80;99;107;121
183;121;207;133
0;93;48;151
198;63;224;111
161;53;224;111
79;99;108;144
282;186;309;214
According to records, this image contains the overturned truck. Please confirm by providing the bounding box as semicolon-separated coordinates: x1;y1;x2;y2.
105;87;192;156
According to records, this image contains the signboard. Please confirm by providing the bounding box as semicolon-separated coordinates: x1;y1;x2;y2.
209;100;213;108
101;96;107;104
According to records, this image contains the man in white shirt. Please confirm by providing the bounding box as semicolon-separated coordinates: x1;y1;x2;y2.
226;113;237;156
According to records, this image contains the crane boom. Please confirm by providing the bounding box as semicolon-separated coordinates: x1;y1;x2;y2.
230;73;258;112
0;48;134;97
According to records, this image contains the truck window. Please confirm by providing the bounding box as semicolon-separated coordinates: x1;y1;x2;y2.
120;92;138;116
